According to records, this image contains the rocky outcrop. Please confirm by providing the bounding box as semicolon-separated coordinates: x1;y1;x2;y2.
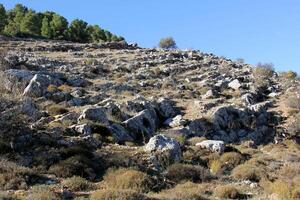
123;108;159;141
23;74;62;97
78;107;109;125
144;134;181;162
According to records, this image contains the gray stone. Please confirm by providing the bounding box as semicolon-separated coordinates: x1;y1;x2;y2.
123;108;159;141
196;140;225;153
71;124;92;136
228;79;241;90
144;134;181;162
108;123;134;143
163;115;186;128
23;74;62;98
156;98;177;119
78;107;109;125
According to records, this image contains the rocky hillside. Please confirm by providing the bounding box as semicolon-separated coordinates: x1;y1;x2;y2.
0;37;299;200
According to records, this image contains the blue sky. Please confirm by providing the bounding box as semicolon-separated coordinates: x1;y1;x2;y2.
1;0;300;73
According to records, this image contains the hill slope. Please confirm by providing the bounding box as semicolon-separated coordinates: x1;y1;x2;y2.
0;38;300;199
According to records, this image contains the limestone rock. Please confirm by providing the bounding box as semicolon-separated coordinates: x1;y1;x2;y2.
144;134;182;162
196;140;225;153
123;108;159;141
78;107;109;125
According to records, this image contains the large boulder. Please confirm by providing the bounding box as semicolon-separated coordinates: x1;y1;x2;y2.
123;108;159;141
108;123;134;143
196;140;225;153
2;69;34;91
211;106;275;144
144;134;182;162
78;107;109;125
23;74;62;98
228;79;241;90
156;98;177;119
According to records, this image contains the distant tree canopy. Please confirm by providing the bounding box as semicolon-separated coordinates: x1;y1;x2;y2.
0;3;124;43
158;37;177;49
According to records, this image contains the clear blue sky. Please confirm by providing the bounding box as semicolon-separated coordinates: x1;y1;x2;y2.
1;0;300;73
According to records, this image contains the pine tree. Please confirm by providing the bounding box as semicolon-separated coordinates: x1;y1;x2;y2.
20;10;40;35
41;17;52;38
87;25;106;43
68;19;89;43
0;4;6;33
50;14;68;40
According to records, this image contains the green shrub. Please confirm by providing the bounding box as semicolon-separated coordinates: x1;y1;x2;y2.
214;185;240;199
102;168;154;193
90;189;148;200
48;155;97;179
166;164;211;183
158;37;177;49
62;176;92;191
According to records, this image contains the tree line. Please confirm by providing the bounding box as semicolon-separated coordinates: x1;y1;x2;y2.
0;4;125;43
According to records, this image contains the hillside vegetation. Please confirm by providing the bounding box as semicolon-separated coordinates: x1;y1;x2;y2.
0;4;124;43
0;37;299;200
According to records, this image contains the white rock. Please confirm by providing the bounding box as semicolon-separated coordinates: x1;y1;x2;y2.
163;115;186;128
228;79;241;90
196;140;225;153
144;134;181;162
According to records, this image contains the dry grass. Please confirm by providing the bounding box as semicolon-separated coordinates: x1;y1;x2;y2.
102;168;154;193
214;185;240;199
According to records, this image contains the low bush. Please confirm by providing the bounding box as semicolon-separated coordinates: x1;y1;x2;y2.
288;113;300;137
152;181;209;200
102;168;153;193
253;63;274;89
286;96;300;110
0;159;37;190
48;155;98;179
214;185;240;199
0;192;16;200
209;152;245;175
90;189;148;200
158;37;177;49
166;164;211;183
25;185;59;200
281;70;297;79
231;163;265;182
62;176;92;191
47;105;68;116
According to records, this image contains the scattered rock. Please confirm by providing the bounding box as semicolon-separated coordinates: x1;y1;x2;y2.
228;79;242;90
